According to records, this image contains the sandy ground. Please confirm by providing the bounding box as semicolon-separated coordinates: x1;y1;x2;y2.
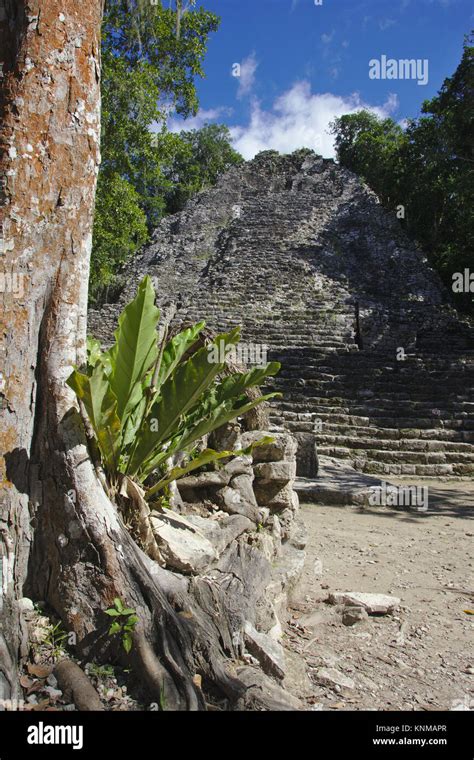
283;481;474;711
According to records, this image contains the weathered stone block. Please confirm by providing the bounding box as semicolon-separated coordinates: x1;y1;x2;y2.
224;455;253;477
208;422;241;451
328;591;400;615
149;512;217;574
215;485;260;523
178;470;230;489
241;430;297;463
243;621;286;680
254;460;296;483
185;514;253;556
253;481;295;512
230;473;258;507
294;432;319;477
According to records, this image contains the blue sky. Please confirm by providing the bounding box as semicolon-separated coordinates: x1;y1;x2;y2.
169;0;473;158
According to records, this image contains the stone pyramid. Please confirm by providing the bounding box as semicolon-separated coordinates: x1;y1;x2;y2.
90;150;474;478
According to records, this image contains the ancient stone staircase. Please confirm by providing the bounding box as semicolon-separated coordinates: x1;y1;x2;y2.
90;150;474;478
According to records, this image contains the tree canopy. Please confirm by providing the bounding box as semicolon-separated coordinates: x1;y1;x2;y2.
90;1;243;303
156;123;244;214
330;33;474;312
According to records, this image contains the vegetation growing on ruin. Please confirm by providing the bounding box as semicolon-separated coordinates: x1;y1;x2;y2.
69;276;280;499
331;33;474;312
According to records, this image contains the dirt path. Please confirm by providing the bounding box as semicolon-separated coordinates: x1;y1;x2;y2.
283;481;474;711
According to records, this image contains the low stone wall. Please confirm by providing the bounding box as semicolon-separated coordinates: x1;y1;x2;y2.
150;427;307;696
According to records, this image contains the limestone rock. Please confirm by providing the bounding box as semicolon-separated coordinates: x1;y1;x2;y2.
342;606;369;626
149;511;217;574
241;431;297;463
168;480;184;510
253;481;296;512
277;508;295;541
224;455;253;477
274;543;306;596
328;591;401;615
313;559;323;577
18;597;34;613
254;460;296;483
272;514;282;555
315;667;355;691
288;518;308;551
282;648;314;699
291;489;299;512
252;531;277;563
178;470;230;489
230;473;258;507
258;507;271;525
255;590;284;639
208;422;242;452
185;514;253;555
243;621;286;680
215;486;260;523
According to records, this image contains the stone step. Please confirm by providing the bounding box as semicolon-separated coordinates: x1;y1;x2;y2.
272;404;474;424
358;461;474;477
313;434;474;454
280;416;474;432
270;397;474;414
316;423;474;443
317;446;452;465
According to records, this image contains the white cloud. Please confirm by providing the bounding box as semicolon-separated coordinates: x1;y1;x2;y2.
379;18;396;30
228;80;399;160
167;106;233;133
321;31;335;44
235;52;258;100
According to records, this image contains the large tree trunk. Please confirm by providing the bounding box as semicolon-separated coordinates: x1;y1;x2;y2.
0;0;104;702
0;0;295;712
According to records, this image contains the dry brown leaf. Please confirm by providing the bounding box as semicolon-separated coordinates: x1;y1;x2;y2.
27;663;52;678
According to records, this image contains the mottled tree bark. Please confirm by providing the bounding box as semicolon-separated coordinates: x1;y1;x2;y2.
0;0;103;703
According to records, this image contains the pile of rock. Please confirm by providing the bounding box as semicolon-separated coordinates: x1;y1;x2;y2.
149;426;306;693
